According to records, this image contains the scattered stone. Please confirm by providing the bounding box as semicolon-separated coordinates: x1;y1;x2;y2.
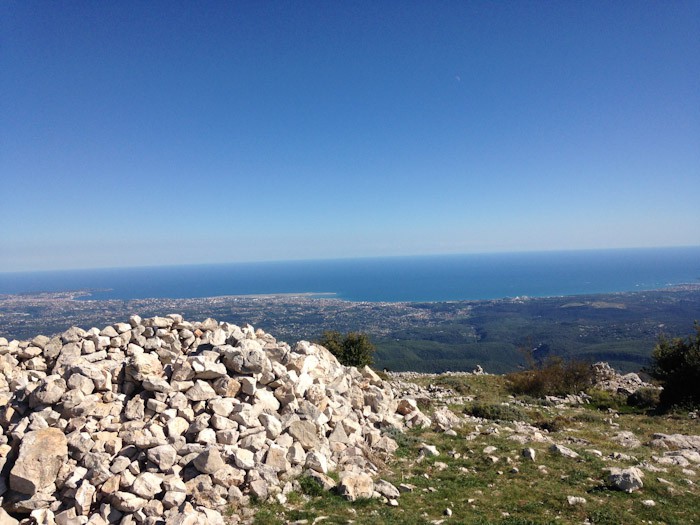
193;447;226;475
607;467;645;493
549;444;580;459
339;471;374;502
649;433;700;452
420;443;440;457
612;431;642;449
374;479;400;499
567;496;586;506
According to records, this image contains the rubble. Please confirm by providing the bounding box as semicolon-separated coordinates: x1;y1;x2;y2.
591;362;657;396
0;316;429;523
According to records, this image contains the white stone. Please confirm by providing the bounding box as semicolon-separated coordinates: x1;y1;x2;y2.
607;467;644;493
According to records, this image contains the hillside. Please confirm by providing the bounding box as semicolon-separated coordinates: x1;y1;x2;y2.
0;317;698;524
255;372;700;524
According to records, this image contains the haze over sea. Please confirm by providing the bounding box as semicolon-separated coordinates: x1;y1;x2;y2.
1;247;698;303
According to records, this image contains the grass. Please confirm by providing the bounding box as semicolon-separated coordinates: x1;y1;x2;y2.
249;373;700;525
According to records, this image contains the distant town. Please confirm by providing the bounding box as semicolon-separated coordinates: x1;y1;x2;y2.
2;285;699;374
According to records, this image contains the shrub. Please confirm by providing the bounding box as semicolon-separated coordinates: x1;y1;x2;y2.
298;475;325;497
648;324;700;408
586;388;626;411
317;330;375;367
627;387;661;409
465;402;529;422
534;415;570;433
433;376;472;395
506;356;594;398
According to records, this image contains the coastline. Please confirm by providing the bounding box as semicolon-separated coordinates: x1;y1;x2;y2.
1;247;699;303
2;286;700;374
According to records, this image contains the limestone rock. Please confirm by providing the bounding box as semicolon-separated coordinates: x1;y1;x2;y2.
287;420;318;450
126;353;163;381
339;471;374;501
607;467;645;493
374;479;400;499
419;443;440;457
193;447;225;475
10;428;68;495
549;444;579;459
0;315;420;524
132;472;163;499
0;508;19;525
110;491;148;512
612;431;642;449
522;448;536;461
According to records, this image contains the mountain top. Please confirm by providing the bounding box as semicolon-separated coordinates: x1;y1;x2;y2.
0;317;698;524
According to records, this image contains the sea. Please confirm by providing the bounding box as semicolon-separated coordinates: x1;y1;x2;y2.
1;247;699;303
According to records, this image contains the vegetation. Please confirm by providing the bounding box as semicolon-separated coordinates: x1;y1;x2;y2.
251;371;700;525
465;402;529;422
648;323;700;408
626;386;661;409
317;330;375;367
506;356;595;397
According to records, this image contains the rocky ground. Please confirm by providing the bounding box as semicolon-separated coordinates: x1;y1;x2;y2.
0;317;698;525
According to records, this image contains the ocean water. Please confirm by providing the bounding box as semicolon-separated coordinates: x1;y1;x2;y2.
1;247;699;302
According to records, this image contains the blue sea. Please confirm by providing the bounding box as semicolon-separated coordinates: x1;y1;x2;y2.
1;247;699;303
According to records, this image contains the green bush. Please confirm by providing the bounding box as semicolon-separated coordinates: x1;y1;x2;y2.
433;376;472;395
317;330;375;367
465;402;529;422
648;323;700;408
506;356;594;397
298;475;325;497
586;388;626;411
627;386;661;409
534;415;570;433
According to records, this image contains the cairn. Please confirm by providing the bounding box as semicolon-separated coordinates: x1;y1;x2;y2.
0;315;428;524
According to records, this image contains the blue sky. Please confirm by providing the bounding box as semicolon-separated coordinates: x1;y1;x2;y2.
2;1;699;271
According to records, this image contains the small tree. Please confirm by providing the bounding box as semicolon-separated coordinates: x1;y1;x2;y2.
649;323;700;408
317;330;375;367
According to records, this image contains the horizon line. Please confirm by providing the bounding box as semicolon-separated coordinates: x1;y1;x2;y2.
1;244;699;276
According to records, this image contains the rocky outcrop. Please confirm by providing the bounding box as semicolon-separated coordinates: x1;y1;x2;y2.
591;362;656;396
0;316;426;524
649;433;700;452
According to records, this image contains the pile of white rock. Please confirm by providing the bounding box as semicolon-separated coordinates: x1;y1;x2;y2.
0;316;427;525
590;362;657;396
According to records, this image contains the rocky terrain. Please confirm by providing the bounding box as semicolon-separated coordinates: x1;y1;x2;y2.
0;317;698;525
0;315;435;525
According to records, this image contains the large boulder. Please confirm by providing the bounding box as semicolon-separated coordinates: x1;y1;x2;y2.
339;471;374;501
9;428;68;495
606;467;644;493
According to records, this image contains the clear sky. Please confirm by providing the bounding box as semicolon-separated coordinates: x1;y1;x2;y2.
2;1;699;272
